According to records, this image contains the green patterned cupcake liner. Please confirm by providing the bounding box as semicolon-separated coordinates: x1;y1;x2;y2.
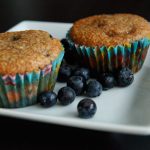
0;51;64;108
66;32;150;74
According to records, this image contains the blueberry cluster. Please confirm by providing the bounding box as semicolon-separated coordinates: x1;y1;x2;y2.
37;64;98;118
37;39;134;119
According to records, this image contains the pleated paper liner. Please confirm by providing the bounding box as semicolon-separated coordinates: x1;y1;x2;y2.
0;51;64;108
66;33;150;76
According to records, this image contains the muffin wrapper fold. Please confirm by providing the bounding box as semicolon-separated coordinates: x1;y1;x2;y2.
66;33;150;74
0;51;64;108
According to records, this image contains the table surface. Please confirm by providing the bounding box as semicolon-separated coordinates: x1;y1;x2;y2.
0;0;150;149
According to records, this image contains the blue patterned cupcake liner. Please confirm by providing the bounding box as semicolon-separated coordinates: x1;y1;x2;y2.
0;51;64;108
66;32;150;74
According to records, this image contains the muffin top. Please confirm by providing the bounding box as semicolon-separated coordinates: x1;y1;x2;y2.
70;14;150;47
0;30;63;75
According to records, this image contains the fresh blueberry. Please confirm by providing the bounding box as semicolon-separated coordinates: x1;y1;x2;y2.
61;39;71;63
74;67;90;81
61;39;79;65
86;79;102;97
116;67;134;87
61;38;69;49
67;76;85;95
57;87;76;105
38;91;57;107
57;65;72;82
71;64;80;73
99;73;115;90
77;98;97;119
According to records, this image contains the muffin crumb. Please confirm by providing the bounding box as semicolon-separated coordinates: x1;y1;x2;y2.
70;14;150;47
0;30;63;75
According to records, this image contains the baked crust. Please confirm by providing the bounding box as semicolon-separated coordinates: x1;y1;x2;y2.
70;14;150;47
0;30;63;75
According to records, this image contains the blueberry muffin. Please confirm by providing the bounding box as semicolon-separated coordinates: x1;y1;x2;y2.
0;30;64;108
66;14;150;74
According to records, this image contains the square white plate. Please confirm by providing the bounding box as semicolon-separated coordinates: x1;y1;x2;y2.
1;20;150;135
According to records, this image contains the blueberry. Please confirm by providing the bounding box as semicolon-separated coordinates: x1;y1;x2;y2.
99;73;116;90
77;98;97;119
74;67;90;81
71;64;80;73
57;87;76;105
61;39;71;63
57;65;72;82
86;79;102;97
61;39;79;65
99;73;115;90
61;39;69;49
67;76;85;95
116;67;134;87
38;91;57;107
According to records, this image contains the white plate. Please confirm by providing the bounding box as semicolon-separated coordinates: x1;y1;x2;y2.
1;20;150;135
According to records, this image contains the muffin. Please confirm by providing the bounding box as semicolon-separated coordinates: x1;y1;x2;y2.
0;30;64;108
66;14;150;74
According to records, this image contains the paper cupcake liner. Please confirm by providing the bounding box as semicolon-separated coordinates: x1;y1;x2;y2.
66;33;150;74
0;51;64;108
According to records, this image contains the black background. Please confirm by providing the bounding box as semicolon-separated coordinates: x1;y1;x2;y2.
0;0;150;149
1;0;150;32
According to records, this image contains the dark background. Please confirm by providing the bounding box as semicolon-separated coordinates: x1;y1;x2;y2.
0;0;150;149
1;0;150;32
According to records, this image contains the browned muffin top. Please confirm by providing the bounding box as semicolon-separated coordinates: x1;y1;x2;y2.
0;30;63;75
70;14;150;47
